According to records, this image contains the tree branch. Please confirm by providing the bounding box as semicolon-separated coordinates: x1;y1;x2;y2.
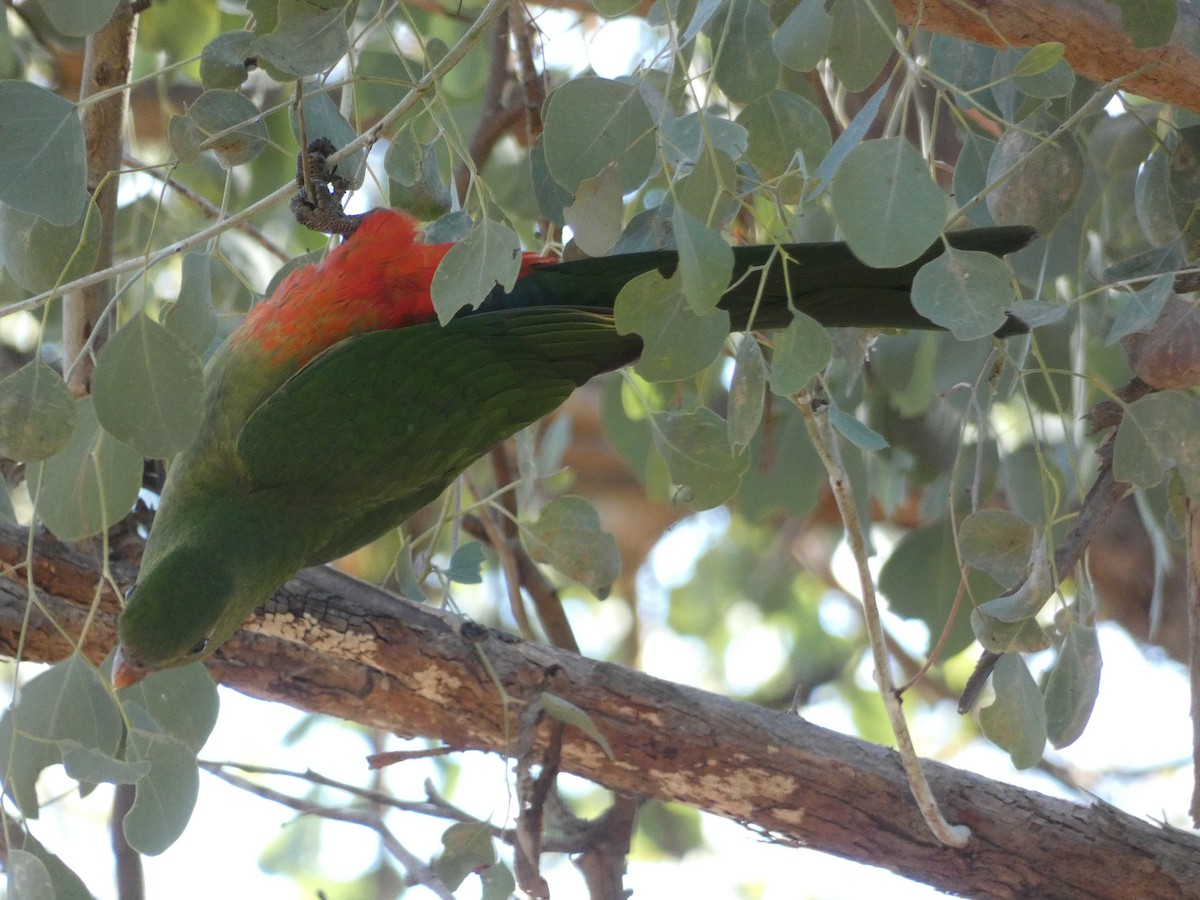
2;520;1199;897
891;0;1200;113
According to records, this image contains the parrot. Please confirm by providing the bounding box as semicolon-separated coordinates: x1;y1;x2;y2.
113;177;1035;687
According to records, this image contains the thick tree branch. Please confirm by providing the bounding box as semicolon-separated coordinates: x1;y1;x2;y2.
2;520;1199;897
892;0;1200;112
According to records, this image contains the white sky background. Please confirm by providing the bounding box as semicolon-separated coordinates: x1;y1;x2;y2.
6;10;1197;900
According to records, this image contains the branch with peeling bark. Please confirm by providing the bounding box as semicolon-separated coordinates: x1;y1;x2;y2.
2;519;1199;899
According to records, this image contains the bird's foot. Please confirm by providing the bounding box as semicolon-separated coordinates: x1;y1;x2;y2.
290;137;364;237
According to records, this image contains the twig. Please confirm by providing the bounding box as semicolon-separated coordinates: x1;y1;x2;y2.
795;386;970;848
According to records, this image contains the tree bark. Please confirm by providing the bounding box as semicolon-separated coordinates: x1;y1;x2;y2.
2;520;1199;899
891;0;1200;112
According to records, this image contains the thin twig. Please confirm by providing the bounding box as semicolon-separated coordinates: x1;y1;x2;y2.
795;386;970;848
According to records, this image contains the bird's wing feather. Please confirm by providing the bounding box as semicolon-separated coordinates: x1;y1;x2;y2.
235;308;641;507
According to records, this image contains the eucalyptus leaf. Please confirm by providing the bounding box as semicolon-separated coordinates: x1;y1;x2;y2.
430;219;521;323
0;361;76;461
524;495;621;598
979;654;1047;769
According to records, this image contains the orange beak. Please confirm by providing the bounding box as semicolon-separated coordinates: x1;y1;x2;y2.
111;646;152;691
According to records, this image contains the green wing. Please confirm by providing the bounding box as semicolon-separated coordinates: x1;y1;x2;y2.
235;308;641;559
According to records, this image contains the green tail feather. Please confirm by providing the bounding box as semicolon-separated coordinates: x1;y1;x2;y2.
474;225;1036;336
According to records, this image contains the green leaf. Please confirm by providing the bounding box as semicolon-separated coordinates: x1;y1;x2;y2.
811;80;888;196
448;541;485;584
117;662;219;751
7;849;54;900
767;312;831;396
1113;391;1200;495
958;509;1034;589
1134;149;1179;245
828;400;887;451
979;654;1047;769
199;31;256;89
0;202;101;293
737;90;831;181
0;654;124;818
524;496;621;598
1044;623;1102;748
660;112;748;166
831;137;946;268
985;112;1085;232
727;337;765;453
185;89;269;168
1011;42;1065;77
826;0;897;92
1110;0;1177;48
251;0;351;77
1168;125;1200;203
289;89;361;183
7;832;92;900
121;704;202;856
0;81;87;224
615;269;731;382
163;252;219;356
0;361;76;461
543;692;614;758
651;408;748;509
542;76;656;194
673;147;737;225
388;135;452;221
435;822;496;890
28;398;142;541
1106;273;1172;344
772;0;832;72
970;610;1051;654
92;314;205;458
564;163;623;257
709;0;779;104
430;219;521;323
672;205;734;313
911;247;1017;340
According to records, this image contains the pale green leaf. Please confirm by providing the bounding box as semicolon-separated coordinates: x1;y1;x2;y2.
542;76;655;193
958;509;1034;589
430;219;521;323
986;112;1085;232
543;692;614;758
831;137;946;268
448;542;485;584
767;312;831;396
199;31;256;89
737;90;831;181
709;0;779;104
828;400;887;451
92;314;205;458
564;164;623;257
772;0;831;72
672;205;734;314
615;269;730;382
1110;0;1177;48
28;398;142;541
436;822;496;890
0;202;100;293
1113;391;1200;495
0;654;124;818
0;361;76;461
524;495;621;598
252;0;351;77
1044;623;1102;748
186;89;269;168
651;408;748;509
122;706;201;856
827;0;897;92
0;81;87;224
727;337;765;453
911;248;1016;340
164;252;219;356
979;654;1047;769
1010;42;1065;77
1106;274;1172;344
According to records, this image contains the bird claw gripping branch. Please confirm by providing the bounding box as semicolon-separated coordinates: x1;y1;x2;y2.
290;137;364;238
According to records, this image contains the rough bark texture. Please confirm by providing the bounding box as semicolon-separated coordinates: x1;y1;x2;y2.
2;520;1199;899
891;0;1200;112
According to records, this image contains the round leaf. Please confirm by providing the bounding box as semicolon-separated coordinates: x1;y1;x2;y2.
543;76;655;194
92;314;205;458
831;137;947;268
29;398;142;541
0;361;76;461
911;247;1017;340
0;81;87;225
186;89;269;168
